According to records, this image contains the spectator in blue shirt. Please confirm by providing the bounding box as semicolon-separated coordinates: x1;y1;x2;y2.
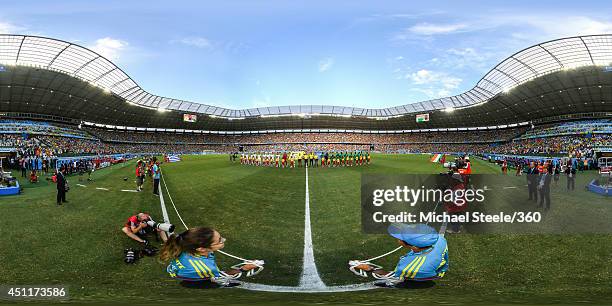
152;157;160;195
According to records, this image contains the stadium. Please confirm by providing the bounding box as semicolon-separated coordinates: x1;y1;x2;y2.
0;6;611;306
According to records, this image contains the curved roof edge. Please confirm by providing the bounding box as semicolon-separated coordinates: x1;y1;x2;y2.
1;34;611;118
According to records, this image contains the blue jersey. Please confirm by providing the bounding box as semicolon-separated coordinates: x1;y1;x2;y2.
153;164;160;179
393;236;448;281
166;252;221;281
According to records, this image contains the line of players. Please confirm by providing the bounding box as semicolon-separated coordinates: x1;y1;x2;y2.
239;151;372;168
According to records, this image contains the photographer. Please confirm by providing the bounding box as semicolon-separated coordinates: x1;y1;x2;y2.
161;227;258;286
461;156;472;181
135;160;144;192
121;213;169;245
444;169;467;234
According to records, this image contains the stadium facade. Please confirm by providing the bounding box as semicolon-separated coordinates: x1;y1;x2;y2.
0;34;611;133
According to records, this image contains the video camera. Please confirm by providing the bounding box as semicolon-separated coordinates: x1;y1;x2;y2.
443;157;465;170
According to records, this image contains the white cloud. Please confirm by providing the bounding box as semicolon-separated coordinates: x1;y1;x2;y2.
0;21;26;34
88;37;128;61
392;22;469;41
407;69;462;98
409;69;460;87
513;16;612;38
408;22;468;35
318;58;334;72
173;37;212;49
440;47;495;71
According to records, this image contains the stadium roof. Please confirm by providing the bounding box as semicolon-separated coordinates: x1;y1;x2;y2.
1;34;612;119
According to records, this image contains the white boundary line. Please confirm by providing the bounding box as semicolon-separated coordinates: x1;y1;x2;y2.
95;187;109;191
158;182;170;224
299;165;327;289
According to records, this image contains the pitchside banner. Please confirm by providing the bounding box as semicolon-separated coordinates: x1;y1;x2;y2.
361;174;612;234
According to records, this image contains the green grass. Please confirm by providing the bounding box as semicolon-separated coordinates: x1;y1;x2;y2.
0;154;610;305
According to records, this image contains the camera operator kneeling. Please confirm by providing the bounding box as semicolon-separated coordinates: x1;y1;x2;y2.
161;227;258;287
121;213;169;246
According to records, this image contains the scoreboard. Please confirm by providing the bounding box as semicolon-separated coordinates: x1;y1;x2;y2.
416;113;429;123
183;114;197;122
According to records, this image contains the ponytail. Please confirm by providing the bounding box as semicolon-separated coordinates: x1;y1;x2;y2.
159;227;216;262
159;233;182;262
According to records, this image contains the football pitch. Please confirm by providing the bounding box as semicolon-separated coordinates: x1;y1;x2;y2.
1;154;611;305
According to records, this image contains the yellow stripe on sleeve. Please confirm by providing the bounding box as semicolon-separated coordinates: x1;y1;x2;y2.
195;260;212;278
409;257;427;279
195;260;214;278
188;259;207;278
399;257;421;280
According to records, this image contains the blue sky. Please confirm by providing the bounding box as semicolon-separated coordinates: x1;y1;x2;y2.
2;0;612;109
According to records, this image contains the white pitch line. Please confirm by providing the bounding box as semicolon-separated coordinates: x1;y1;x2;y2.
503;186;518;189
121;189;139;193
76;184;87;187
299;165;327;289
95;187;109;191
240;282;379;293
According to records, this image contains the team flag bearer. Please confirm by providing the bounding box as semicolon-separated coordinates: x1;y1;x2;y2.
161;227;263;287
351;223;448;286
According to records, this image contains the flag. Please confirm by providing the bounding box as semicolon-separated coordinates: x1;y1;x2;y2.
167;154;181;163
430;154;443;163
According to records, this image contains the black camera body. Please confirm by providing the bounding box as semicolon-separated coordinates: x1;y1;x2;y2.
124;248;139;264
455;158;466;169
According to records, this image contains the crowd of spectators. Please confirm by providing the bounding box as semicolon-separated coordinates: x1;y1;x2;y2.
488;134;610;157
86;127;526;145
0;120;93;139
0;120;609;160
519;119;612;139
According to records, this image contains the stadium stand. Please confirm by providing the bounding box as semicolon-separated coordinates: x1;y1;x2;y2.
1;120;609;161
